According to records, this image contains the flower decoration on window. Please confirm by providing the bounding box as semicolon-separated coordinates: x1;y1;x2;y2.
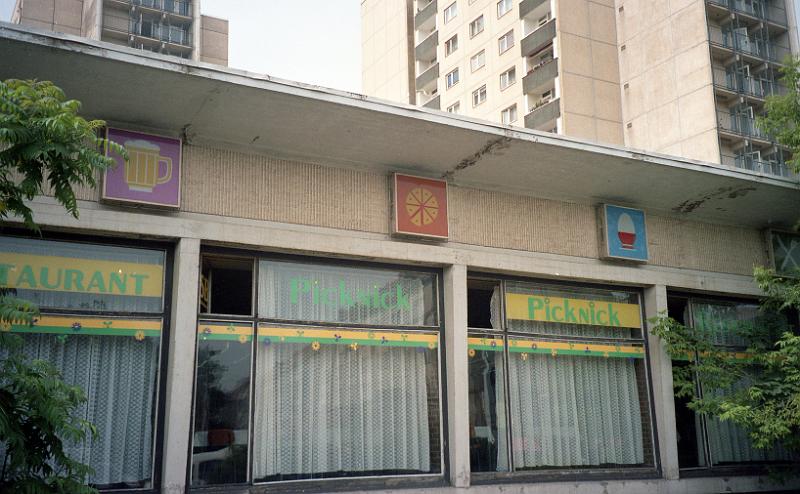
334;333;342;342
134;330;146;341
468;348;476;357
381;336;388;345
238;334;248;344
56;334;68;343
263;337;271;347
0;322;11;332
490;340;497;348
520;352;528;361
350;342;359;351
71;322;82;332
427;342;436;350
311;341;321;351
102;321;113;329
550;348;558;357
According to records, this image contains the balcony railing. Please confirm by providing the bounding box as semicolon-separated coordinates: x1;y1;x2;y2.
712;67;788;98
520;18;556;57
525;97;560;129
131;21;192;46
705;0;787;26
523;57;557;95
717;110;771;140
132;0;192;17
708;26;791;63
723;154;796;178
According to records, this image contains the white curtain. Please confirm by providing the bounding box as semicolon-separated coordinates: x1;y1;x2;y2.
4;333;159;487
252;342;432;478
505;351;644;468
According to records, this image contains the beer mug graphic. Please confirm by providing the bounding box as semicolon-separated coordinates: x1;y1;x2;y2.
123;139;172;192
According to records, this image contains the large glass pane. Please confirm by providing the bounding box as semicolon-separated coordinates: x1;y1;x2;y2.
468;333;508;472
505;282;642;339
258;260;438;326
0;236;165;312
252;325;441;481
2;315;162;489
191;321;253;486
506;335;652;469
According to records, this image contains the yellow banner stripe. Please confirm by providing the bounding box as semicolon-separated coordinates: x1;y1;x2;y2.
257;325;438;343
0;252;163;297
33;315;161;331
505;293;641;328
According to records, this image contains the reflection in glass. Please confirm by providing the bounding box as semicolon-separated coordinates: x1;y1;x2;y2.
191;322;252;486
258;260;438;326
252;325;441;481
467;333;508;471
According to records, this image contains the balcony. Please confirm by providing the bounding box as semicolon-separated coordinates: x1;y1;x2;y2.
130;21;192;47
416;62;439;92
712;67;788;100
523;57;557;95
521;18;556;58
717;109;771;142
415;0;437;31
422;94;440;110
525;97;560;130
415;30;438;62
705;0;787;28
723;153;797;179
106;0;192;18
519;0;548;18
708;26;791;64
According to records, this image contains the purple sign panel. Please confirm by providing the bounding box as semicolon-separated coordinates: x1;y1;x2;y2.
102;128;182;208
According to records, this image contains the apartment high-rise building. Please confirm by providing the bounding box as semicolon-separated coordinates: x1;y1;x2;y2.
11;0;228;65
362;0;799;177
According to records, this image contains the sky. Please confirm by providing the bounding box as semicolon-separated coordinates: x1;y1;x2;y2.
0;0;363;93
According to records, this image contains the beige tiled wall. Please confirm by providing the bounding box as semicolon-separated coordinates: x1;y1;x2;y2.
52;144;767;275
199;15;229;66
362;0;413;103
16;0;85;36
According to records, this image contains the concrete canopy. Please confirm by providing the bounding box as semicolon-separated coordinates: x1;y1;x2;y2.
0;23;798;229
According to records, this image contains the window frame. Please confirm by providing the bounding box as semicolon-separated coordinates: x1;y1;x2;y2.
447;101;461;113
444;1;458;23
498;29;515;54
501;104;518;124
499;66;516;90
467;273;661;483
0;228;174;493
446;67;460;88
472;85;487;106
445;34;459;56
470;49;486;72
497;0;512;18
190;246;447;490
667;292;799;474
469;14;485;38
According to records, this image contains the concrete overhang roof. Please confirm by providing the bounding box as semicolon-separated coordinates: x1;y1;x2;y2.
1;23;798;229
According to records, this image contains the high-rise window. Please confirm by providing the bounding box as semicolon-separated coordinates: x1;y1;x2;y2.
497;0;512;18
498;30;514;54
446;68;460;88
470;50;486;72
501;104;518;124
499;66;516;89
444;1;458;23
447;101;461;113
445;35;459;56
469;15;485;37
472;85;487;106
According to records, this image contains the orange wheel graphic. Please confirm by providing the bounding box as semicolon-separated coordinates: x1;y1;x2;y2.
405;187;439;226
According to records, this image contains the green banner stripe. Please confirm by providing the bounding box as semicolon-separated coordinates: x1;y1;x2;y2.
257;335;436;349
8;326;160;337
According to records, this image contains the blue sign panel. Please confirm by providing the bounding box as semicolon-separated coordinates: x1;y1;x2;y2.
602;204;648;262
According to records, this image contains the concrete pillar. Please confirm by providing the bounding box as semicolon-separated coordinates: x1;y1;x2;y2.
161;237;200;494
444;264;470;487
644;284;680;480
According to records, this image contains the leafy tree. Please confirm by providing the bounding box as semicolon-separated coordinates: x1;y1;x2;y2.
758;57;800;174
0;79;124;493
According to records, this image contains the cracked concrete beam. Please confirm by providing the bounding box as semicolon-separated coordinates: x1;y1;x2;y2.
442;136;512;180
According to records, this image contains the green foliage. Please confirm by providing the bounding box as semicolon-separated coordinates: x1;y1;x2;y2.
0;79;125;230
650;300;800;456
757;57;800;173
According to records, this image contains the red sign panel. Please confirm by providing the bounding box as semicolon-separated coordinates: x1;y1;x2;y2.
393;173;449;239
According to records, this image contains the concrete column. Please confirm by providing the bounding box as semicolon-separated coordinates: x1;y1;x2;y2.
161;237;200;494
444;264;470;487
644;284;680;480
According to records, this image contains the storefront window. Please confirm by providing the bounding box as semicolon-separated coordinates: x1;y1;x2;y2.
192;254;443;486
669;296;795;468
468;278;655;474
0;236;167;489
